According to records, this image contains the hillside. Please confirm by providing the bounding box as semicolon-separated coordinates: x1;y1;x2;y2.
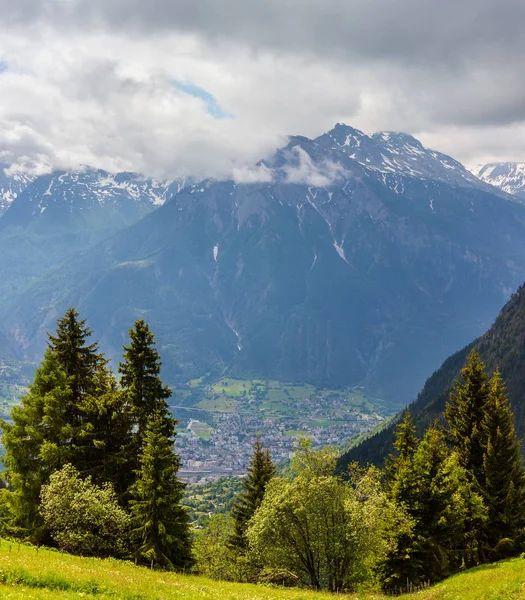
4;124;525;404
1;538;525;599
339;282;525;469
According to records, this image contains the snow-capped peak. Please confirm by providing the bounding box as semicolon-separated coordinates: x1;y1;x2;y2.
471;162;525;200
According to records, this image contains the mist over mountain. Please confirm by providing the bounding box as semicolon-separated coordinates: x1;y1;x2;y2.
1;124;525;405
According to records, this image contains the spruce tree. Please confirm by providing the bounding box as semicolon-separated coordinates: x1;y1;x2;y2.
393;410;418;461
481;369;525;553
384;425;485;586
445;349;489;485
118;320;172;447
129;411;192;569
229;437;275;551
1;308;128;536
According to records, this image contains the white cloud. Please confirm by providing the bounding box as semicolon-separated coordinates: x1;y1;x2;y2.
232;164;274;184
0;2;524;179
282;146;349;187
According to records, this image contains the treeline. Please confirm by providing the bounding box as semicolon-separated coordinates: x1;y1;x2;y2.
195;349;525;592
0;308;192;569
1;312;524;594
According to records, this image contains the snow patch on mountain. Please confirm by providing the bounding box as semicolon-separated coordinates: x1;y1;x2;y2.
471;162;525;200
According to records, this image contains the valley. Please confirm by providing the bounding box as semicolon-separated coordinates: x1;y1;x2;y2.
171;377;393;481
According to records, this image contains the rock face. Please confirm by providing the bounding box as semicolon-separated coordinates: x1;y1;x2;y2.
471;162;525;200
338;283;525;470
3;124;525;405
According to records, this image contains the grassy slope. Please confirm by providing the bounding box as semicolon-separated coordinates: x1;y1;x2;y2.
0;539;525;599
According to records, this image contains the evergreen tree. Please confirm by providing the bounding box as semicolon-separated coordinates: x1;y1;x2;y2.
229;437;275;551
384;410;418;484
445;349;489;485
481;369;525;553
384;425;485;586
393;410;418;461
118;319;172;447
129;411;192;569
0;309;128;536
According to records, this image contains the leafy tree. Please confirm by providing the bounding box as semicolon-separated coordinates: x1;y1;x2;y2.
194;514;256;582
119;319;172;448
229;437;275;551
129;411;192;570
481;369;525;554
247;443;410;592
384;426;486;586
40;464;130;557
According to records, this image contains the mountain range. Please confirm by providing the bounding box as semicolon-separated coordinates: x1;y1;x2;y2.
472;162;525;200
0;125;524;406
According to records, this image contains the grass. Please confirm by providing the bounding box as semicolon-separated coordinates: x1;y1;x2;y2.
1;539;525;599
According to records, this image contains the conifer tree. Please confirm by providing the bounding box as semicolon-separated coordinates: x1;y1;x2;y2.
445;349;489;484
118;320;172;447
1;308;128;535
229;437;275;551
384;425;485;586
393;410;418;461
481;369;525;552
129;411;192;569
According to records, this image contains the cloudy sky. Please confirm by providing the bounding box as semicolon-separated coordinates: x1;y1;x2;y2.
0;0;524;179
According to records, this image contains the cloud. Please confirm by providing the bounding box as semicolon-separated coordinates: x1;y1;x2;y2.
0;0;524;177
232;164;274;184
282;146;348;187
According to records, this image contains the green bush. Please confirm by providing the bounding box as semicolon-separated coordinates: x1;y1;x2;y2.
40;464;130;557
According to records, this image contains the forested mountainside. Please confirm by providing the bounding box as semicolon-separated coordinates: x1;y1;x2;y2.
2;124;525;402
338;282;525;469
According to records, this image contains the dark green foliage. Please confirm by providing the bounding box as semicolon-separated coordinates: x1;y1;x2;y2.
392;410;418;461
445;349;489;483
384;426;485;586
229;438;275;551
481;369;525;553
119;319;172;446
130;411;192;570
0;308;132;536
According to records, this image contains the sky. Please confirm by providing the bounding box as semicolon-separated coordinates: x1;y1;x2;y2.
0;0;524;180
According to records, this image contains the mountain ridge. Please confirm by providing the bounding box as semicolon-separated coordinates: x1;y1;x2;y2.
3;124;525;405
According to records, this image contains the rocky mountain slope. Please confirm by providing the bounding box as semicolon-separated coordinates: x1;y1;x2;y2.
3;124;525;404
338;282;525;469
0;168;175;305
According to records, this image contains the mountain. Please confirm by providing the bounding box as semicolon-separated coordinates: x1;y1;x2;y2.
4;124;525;404
471;162;525;200
337;282;525;470
0;165;34;213
0;168;172;230
0;168;174;302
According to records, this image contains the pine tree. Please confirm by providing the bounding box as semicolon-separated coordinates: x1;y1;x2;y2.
129;411;192;569
481;369;525;553
118;320;172;447
0;309;128;536
445;349;489;485
384;425;485;586
393;410;418;461
229;437;275;551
